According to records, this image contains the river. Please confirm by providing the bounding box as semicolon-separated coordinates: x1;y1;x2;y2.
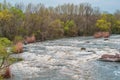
9;35;120;80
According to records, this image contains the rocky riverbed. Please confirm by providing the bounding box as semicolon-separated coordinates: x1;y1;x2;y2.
9;35;120;80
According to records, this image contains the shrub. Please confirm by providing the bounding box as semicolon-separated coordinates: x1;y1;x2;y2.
0;38;12;47
13;36;23;43
11;42;23;53
0;37;12;68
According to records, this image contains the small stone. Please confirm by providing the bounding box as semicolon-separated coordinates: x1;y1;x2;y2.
86;41;90;43
104;38;109;41
81;48;86;51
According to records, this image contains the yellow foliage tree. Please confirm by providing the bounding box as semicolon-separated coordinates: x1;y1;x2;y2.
96;19;111;31
0;9;12;21
96;14;111;31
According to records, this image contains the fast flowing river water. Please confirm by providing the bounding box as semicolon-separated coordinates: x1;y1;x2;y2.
9;35;120;80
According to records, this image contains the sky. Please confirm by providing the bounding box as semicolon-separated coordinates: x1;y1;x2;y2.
0;0;120;13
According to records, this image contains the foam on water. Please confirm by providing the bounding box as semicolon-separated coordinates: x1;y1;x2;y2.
10;35;120;80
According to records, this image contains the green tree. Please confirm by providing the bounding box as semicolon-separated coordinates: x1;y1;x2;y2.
0;9;12;37
48;19;64;39
96;19;111;31
112;20;120;34
0;38;12;68
64;20;78;36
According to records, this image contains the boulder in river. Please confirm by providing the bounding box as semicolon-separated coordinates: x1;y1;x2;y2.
94;32;110;38
102;32;110;38
94;32;103;38
99;54;120;62
24;34;36;44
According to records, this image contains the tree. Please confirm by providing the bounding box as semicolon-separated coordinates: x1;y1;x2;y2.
96;19;110;31
0;9;12;37
114;10;120;20
0;1;120;42
112;20;120;34
64;20;78;36
0;38;12;68
96;14;111;32
47;19;64;39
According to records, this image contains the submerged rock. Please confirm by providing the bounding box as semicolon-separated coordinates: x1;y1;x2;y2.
104;38;109;41
81;48;86;51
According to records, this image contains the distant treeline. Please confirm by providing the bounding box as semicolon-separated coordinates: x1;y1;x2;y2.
0;1;120;41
